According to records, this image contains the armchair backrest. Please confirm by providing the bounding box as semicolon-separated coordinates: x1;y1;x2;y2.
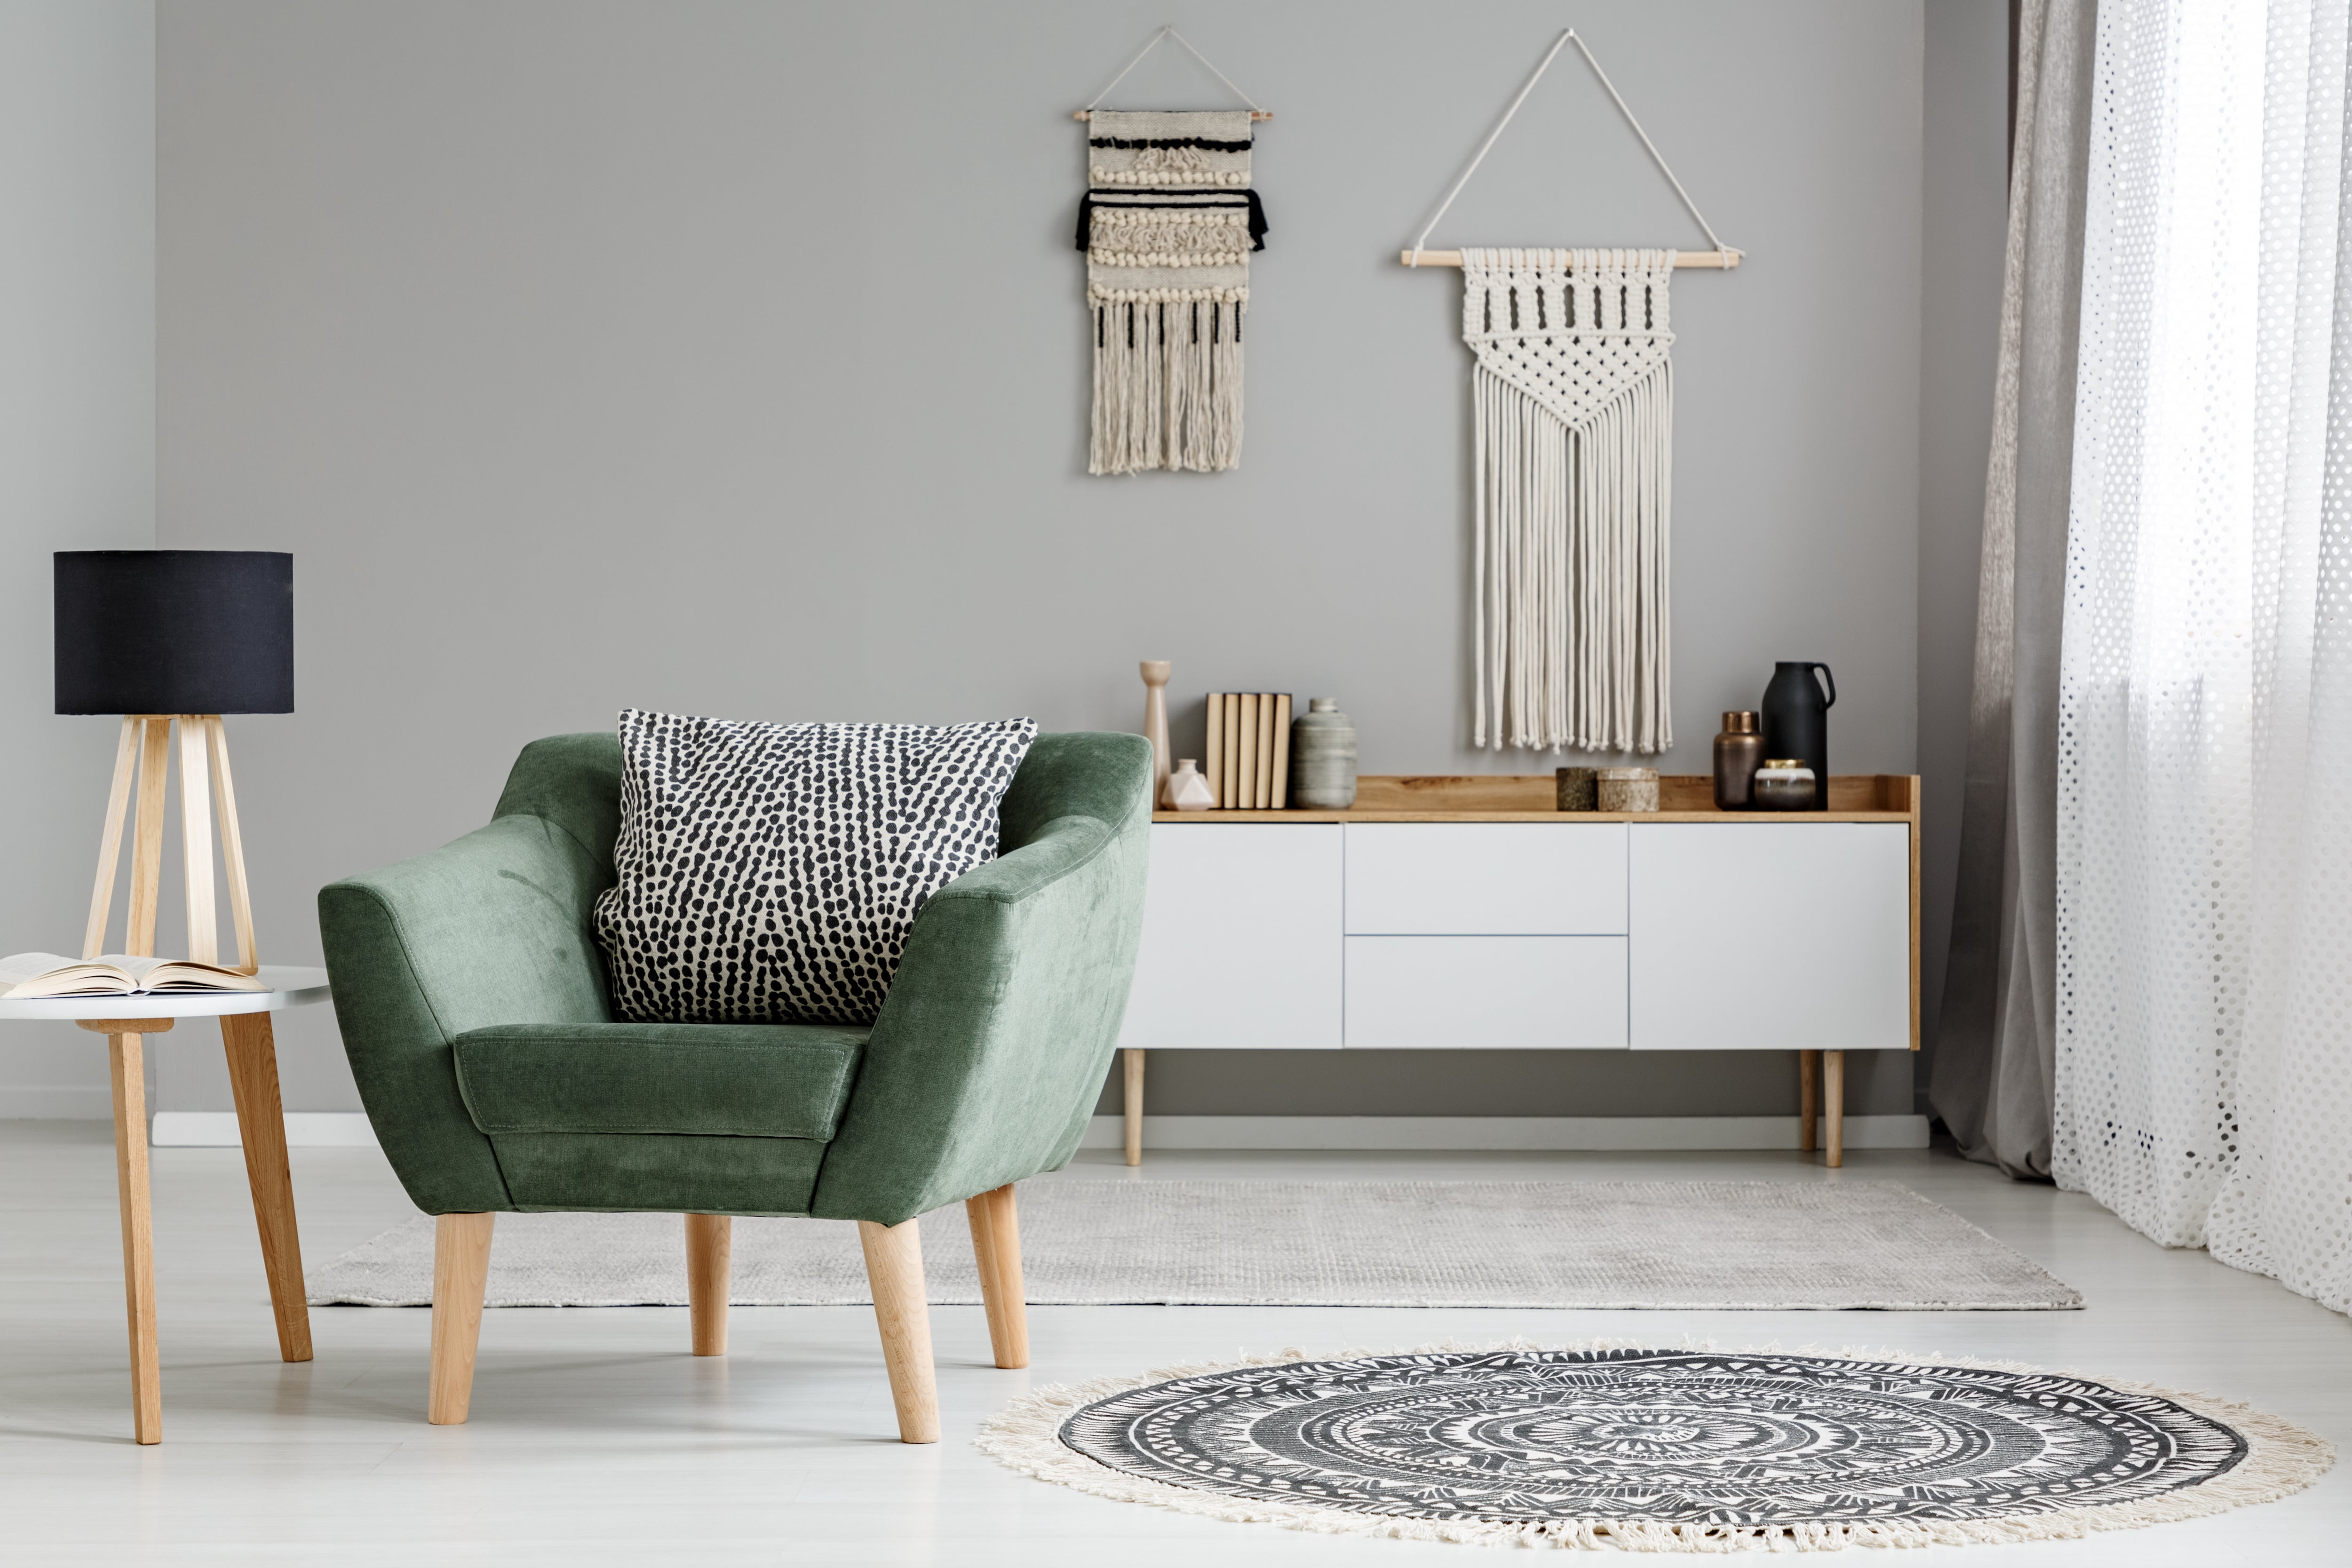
996;730;1148;853
495;726;1133;862
494;730;624;863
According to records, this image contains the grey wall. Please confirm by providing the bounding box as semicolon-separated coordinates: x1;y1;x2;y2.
0;1;155;1117
129;0;2004;1120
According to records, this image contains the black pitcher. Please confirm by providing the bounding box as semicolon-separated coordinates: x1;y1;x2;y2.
1760;662;1835;810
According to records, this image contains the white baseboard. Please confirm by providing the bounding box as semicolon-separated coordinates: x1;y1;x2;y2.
137;1111;1929;1153
1081;1114;1931;1152
0;1088;116;1119
150;1111;381;1148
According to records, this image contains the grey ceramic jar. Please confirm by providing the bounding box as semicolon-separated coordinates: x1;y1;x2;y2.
1290;697;1358;808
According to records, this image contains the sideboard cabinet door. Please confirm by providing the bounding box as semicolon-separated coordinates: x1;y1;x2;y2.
1118;824;1343;1050
1629;823;1910;1051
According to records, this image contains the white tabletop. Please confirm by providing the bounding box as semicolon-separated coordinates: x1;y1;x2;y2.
0;966;331;1022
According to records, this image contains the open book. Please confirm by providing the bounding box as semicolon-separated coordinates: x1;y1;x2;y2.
0;952;269;1001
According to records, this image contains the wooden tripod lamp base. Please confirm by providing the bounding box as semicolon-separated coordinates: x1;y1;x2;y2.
87;714;258;974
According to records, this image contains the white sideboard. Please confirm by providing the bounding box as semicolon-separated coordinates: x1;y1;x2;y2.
1112;774;1921;1167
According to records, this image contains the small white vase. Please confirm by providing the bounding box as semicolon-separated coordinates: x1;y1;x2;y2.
1164;759;1216;811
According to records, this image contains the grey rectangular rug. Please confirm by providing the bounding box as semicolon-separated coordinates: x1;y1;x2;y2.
306;1180;2079;1311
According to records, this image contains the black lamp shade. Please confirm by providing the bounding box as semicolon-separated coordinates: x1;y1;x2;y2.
54;551;294;715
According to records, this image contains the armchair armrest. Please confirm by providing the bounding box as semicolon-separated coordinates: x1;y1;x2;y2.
810;808;1150;1223
318;812;614;1213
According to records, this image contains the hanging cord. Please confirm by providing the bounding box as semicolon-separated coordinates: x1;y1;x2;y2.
1085;24;1263;113
1407;29;1731;265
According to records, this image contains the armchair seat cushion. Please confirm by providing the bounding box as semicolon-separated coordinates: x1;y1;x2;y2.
452;1022;867;1140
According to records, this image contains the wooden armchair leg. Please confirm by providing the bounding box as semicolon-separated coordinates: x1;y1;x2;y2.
685;1213;731;1356
964;1184;1029;1370
428;1212;494;1425
857;1218;939;1444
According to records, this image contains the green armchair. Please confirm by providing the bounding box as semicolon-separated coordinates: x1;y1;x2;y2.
318;729;1152;1442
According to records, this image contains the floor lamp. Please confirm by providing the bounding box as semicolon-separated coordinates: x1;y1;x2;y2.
52;549;312;1378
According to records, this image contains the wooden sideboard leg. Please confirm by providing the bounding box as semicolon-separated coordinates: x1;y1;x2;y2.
1123;1047;1144;1167
108;1029;163;1445
685;1214;731;1357
858;1218;939;1444
429;1212;494;1424
221;1012;312;1362
1798;1050;1820;1155
1824;1051;1845;1169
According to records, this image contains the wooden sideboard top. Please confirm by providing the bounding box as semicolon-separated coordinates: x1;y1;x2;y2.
1152;773;1921;824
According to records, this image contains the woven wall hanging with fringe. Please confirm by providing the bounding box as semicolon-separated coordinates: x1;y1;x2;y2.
1403;29;1742;755
1079;110;1265;475
1463;247;1675;754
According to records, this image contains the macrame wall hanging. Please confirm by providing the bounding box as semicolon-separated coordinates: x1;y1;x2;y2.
1076;27;1270;475
1403;31;1740;755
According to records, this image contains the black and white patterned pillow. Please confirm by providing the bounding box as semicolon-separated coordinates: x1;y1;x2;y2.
592;709;1038;1026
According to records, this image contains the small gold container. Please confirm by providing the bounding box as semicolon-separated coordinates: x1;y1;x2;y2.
1596;766;1660;812
1555;766;1598;811
1752;759;1818;812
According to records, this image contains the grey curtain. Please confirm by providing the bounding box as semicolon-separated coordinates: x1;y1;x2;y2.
1929;0;2098;1179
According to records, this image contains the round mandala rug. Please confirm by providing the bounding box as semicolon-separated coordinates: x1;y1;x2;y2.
978;1343;2333;1552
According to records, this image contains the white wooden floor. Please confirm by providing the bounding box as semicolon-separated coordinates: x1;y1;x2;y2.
0;1122;2344;1565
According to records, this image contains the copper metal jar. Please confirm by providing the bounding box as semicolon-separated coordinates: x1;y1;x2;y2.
1714;710;1765;809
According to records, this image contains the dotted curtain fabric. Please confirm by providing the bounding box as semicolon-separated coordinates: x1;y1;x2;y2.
1080;111;1263;475
592;710;1036;1027
2205;0;2352;1311
1461;248;1675;754
2058;0;2352;1313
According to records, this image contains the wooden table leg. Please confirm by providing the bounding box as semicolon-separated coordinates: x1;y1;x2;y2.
1123;1047;1144;1167
108;1029;162;1445
1824;1050;1845;1169
221;1013;312;1362
1798;1050;1820;1154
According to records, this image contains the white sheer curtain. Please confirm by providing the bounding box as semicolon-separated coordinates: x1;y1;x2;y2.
2056;0;2352;1312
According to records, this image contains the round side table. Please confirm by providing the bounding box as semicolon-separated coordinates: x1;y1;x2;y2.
0;967;331;1444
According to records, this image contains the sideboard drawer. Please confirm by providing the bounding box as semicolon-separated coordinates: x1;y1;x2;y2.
1343;936;1628;1048
1345;823;1628;934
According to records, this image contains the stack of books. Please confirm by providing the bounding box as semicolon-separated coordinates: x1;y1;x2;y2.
1203;693;1292;809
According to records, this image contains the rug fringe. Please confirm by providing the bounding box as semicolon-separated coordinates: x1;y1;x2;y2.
975;1336;2335;1553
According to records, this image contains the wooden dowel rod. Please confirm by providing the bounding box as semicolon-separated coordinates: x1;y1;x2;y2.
1398;248;1742;269
207;717;260;974
177;715;218;968
1078;109;1271;121
83;717;140;960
